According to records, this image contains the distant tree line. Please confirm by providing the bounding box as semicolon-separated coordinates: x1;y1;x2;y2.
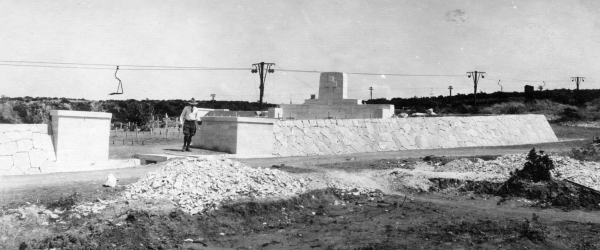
4;89;600;126
367;89;600;115
0;97;276;129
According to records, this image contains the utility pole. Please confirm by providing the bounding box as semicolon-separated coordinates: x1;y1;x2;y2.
497;80;502;92
210;94;216;101
571;77;585;90
467;71;486;106
448;86;453;97
251;62;275;109
369;86;374;100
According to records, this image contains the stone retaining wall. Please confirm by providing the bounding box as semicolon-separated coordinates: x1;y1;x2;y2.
0;124;56;175
273;115;558;156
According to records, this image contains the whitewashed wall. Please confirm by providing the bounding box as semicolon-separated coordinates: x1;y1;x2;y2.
0;124;56;175
273;115;558;156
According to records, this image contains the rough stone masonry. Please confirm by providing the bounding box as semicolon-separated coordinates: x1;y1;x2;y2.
272;114;558;156
0;124;56;175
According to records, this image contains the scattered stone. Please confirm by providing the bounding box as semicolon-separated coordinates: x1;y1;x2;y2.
103;173;117;187
431;154;600;191
123;158;308;214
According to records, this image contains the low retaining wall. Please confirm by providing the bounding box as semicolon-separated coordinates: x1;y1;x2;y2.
273;115;558;156
193;117;275;155
1;110;140;176
0;124;56;175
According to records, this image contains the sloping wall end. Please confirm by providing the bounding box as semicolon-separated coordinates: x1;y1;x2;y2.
273;115;558;156
0;124;56;175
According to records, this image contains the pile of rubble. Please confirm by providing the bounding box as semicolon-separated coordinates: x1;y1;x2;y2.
434;154;526;176
433;154;600;191
123;158;308;214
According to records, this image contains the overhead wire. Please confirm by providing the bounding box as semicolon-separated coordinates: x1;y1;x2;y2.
275;66;317;91
1;59;596;97
0;59;250;70
0;63;112;70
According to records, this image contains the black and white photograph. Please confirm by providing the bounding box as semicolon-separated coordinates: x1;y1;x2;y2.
2;0;600;249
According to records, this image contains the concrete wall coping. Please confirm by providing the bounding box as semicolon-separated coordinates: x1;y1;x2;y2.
195;108;229;112
50;110;112;119
201;116;275;124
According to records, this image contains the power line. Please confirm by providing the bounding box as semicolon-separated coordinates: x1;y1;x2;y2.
0;59;250;70
0;63;112;70
485;75;563;83
275;66;317;91
0;62;251;71
347;72;463;77
277;67;464;77
277;68;324;73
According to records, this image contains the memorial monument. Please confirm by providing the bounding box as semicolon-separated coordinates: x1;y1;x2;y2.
268;72;394;119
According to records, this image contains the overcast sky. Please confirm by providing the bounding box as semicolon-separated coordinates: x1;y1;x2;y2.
1;0;599;103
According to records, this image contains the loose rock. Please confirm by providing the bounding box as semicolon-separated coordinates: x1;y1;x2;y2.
123;158;308;214
103;173;117;188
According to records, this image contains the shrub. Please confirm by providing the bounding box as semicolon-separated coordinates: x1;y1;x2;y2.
12;102;49;124
559;107;583;122
570;144;600;162
481;102;525;115
126;102;154;130
512;148;554;182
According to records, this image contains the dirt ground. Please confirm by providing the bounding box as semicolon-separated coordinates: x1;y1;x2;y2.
2;125;600;249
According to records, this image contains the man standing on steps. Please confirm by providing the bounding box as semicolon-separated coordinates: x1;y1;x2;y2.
179;98;200;152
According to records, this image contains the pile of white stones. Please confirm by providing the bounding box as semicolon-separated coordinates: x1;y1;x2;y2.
123;158;308;214
434;154;600;191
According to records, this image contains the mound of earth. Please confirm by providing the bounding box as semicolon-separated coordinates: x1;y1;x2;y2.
430;154;600;191
496;177;600;210
123;158;308;214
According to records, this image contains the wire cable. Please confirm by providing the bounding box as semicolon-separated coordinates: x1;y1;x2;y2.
0;63;112;70
0;59;250;70
277;67;464;77
275;66;317;91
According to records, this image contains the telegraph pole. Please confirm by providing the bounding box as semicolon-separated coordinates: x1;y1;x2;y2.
448;86;453;97
251;62;275;109
369;86;374;100
571;77;585;90
467;71;486;106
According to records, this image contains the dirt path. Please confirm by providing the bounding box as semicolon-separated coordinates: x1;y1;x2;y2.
1;139;586;190
0;139;587;209
3;138;600;249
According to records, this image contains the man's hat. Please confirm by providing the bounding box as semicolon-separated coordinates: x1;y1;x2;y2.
187;98;198;105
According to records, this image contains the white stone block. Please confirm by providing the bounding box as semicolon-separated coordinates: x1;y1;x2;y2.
13;152;31;170
41;134;55;151
0;132;10;144
35;124;49;134
20;131;33;139
0;141;17;156
273;124;282;134
2;166;25;176
32;132;43;148
29;149;48;168
17;139;33;152
5;131;22;141
0;155;14;170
